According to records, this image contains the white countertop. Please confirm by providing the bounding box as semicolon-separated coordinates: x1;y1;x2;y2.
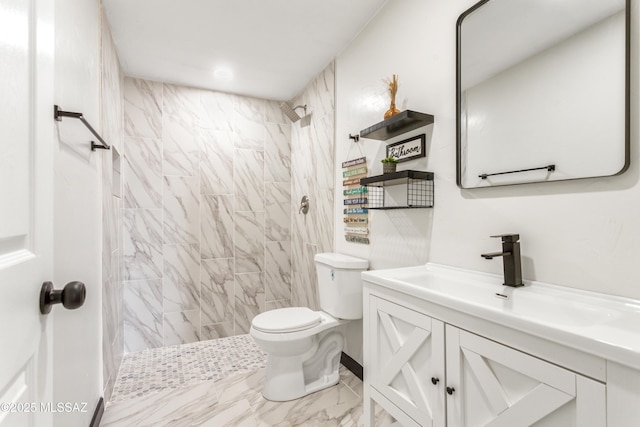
362;263;640;370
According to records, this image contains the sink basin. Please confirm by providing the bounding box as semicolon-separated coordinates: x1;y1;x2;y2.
362;263;640;369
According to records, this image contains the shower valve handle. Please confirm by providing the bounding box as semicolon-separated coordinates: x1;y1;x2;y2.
299;196;309;215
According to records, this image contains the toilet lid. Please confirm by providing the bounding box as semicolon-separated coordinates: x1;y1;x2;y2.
252;307;322;333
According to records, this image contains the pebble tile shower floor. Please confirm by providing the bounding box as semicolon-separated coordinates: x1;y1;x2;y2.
104;334;394;426
111;335;268;402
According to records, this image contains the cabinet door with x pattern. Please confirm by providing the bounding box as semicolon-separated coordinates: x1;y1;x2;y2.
369;296;446;426
445;326;606;427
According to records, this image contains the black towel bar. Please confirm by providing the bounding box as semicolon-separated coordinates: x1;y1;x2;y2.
54;105;110;151
479;164;555;180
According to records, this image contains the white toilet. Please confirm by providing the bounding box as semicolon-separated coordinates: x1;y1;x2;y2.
250;252;368;401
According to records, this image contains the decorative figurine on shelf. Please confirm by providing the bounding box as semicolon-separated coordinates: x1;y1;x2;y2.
384;74;401;120
381;156;398;174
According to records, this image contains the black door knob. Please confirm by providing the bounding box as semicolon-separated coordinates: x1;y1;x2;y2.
40;281;86;314
447;386;455;395
431;377;440;385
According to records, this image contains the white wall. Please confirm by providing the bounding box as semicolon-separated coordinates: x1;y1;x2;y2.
335;0;638;362
53;0;102;425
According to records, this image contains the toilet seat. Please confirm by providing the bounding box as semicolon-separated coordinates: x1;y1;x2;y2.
252;307;322;333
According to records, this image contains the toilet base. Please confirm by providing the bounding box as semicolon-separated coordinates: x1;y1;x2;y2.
262;369;340;402
302;372;341;396
260;330;344;402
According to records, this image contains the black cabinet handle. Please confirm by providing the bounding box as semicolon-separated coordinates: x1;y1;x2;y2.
431;377;439;385
40;281;86;314
447;386;455;395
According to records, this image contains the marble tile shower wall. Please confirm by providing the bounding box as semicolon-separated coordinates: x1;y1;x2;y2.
291;63;336;310
101;12;125;402
122;78;293;352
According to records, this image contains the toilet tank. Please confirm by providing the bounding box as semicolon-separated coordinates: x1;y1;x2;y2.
315;253;369;320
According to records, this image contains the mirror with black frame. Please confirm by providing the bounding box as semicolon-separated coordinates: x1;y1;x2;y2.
456;0;629;188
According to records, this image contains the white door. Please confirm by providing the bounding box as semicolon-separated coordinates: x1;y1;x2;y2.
0;0;54;426
369;296;446;427
445;326;606;427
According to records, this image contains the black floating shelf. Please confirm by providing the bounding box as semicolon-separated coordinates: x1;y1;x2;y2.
360;170;434;210
368;206;431;210
360;170;434;186
360;110;434;141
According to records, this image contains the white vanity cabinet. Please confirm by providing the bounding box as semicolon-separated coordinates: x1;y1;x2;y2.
363;264;640;426
366;293;606;427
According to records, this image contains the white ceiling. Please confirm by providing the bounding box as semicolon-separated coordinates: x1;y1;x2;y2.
102;0;389;101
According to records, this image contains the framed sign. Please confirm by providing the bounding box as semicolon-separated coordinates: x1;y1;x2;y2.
386;134;426;163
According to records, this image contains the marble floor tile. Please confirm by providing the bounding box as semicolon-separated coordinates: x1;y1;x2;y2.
293;381;361;419
102;381;219;427
106;334;395;426
214;368;265;406
340;364;364;398
213;365;385;427
200;398;259;427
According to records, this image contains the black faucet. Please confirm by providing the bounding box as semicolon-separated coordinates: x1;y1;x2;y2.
481;234;524;287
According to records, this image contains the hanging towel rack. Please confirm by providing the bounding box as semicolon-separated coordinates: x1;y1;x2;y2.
54;105;110;151
479;164;555;180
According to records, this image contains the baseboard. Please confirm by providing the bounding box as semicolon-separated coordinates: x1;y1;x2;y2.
340;351;363;381
89;397;104;427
